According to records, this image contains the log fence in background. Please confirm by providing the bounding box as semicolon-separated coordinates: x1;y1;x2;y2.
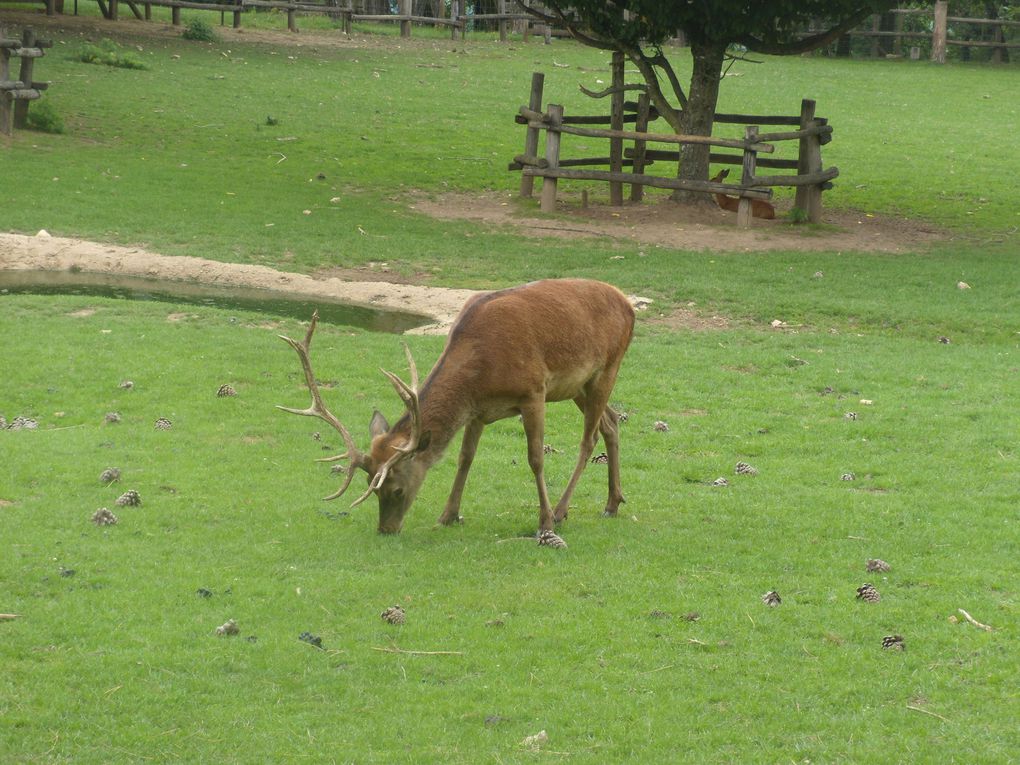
509;67;837;227
818;1;1020;63
1;26;51;136
11;0;549;37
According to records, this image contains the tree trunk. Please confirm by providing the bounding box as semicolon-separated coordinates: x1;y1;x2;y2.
672;39;726;203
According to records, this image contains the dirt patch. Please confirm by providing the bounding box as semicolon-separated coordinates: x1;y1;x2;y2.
66;307;97;318
410;191;949;254
0;232;476;334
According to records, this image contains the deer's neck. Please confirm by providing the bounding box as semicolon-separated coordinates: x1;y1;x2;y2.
393;356;479;468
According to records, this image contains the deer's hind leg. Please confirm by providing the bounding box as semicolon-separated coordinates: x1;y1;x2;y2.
553;370;622;522
598;406;624;517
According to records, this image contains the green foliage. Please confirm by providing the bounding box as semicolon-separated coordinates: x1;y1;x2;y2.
532;0;899;49
182;18;220;42
787;206;810;224
76;38;148;69
24;96;64;134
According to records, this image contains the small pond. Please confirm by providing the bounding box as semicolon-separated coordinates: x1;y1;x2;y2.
0;270;432;334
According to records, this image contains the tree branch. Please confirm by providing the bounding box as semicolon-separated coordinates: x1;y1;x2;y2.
739;9;875;56
648;52;689;111
579;82;647;99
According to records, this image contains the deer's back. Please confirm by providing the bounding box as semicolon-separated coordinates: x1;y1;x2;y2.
441;279;634;400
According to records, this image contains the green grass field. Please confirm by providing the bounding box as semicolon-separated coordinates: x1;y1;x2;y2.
1;11;1018;764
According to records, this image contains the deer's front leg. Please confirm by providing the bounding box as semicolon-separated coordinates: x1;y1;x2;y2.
520;401;555;532
437;419;484;526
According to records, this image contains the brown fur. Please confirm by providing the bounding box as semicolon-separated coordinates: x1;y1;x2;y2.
710;169;776;220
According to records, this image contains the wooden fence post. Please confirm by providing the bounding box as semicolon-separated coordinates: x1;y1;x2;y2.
400;0;411;37
498;0;507;42
630;93;649;202
609;51;624;206
795;99;823;222
172;6;181;25
519;72;544;198
0;27;11;136
540;103;563;213
450;0;460;40
932;0;948;63
736;126;758;228
13;28;36;129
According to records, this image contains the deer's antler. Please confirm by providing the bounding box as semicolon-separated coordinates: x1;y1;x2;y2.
362;344;425;498
277;311;369;502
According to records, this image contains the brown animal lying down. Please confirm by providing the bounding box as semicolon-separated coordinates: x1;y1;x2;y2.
709;169;776;220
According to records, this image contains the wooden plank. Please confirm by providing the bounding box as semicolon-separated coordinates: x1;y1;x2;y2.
540;103;564;213
751;167;839;187
946;39;1020;48
530;122;776;153
640;149;800;170
755;124;833;143
523;168;774;201
630;92;649;202
519;72;543;198
609;51;624;206
736;126;758;228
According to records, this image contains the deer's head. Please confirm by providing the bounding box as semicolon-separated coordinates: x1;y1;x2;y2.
277;313;430;534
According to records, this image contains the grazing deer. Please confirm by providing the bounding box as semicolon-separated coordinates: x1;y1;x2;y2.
278;279;635;538
709;169;776;220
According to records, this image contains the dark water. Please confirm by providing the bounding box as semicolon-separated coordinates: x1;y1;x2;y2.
0;270;431;334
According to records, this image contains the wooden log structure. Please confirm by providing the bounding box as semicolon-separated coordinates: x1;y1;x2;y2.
511;73;838;228
1;27;51;136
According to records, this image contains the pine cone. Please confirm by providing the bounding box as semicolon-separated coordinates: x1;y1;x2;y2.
119;380;134;389
9;416;38;430
91;507;118;526
761;590;782;607
840;472;856;481
590;452;608;464
543;444;561;454
882;634;905;651
856;583;881;603
105;412;122;424
735;461;759;476
653;420;669;432
381;605;406;625
617;411;629;423
866;558;891;573
712;477;729;487
215;619;240;636
844;412;858;421
298;631;323;648
99;467;121;484
537;530;567;549
0;416;7;429
115;489;141;507
154;417;172;430
217;384;237;397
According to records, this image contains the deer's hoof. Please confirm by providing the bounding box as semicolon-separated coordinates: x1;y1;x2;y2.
601;508;619;518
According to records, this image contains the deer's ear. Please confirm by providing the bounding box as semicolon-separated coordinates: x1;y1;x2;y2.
369;410;390;438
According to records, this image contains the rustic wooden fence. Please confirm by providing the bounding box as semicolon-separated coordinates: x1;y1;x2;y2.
509;65;837;227
5;0;550;37
1;26;51;136
822;1;1019;63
